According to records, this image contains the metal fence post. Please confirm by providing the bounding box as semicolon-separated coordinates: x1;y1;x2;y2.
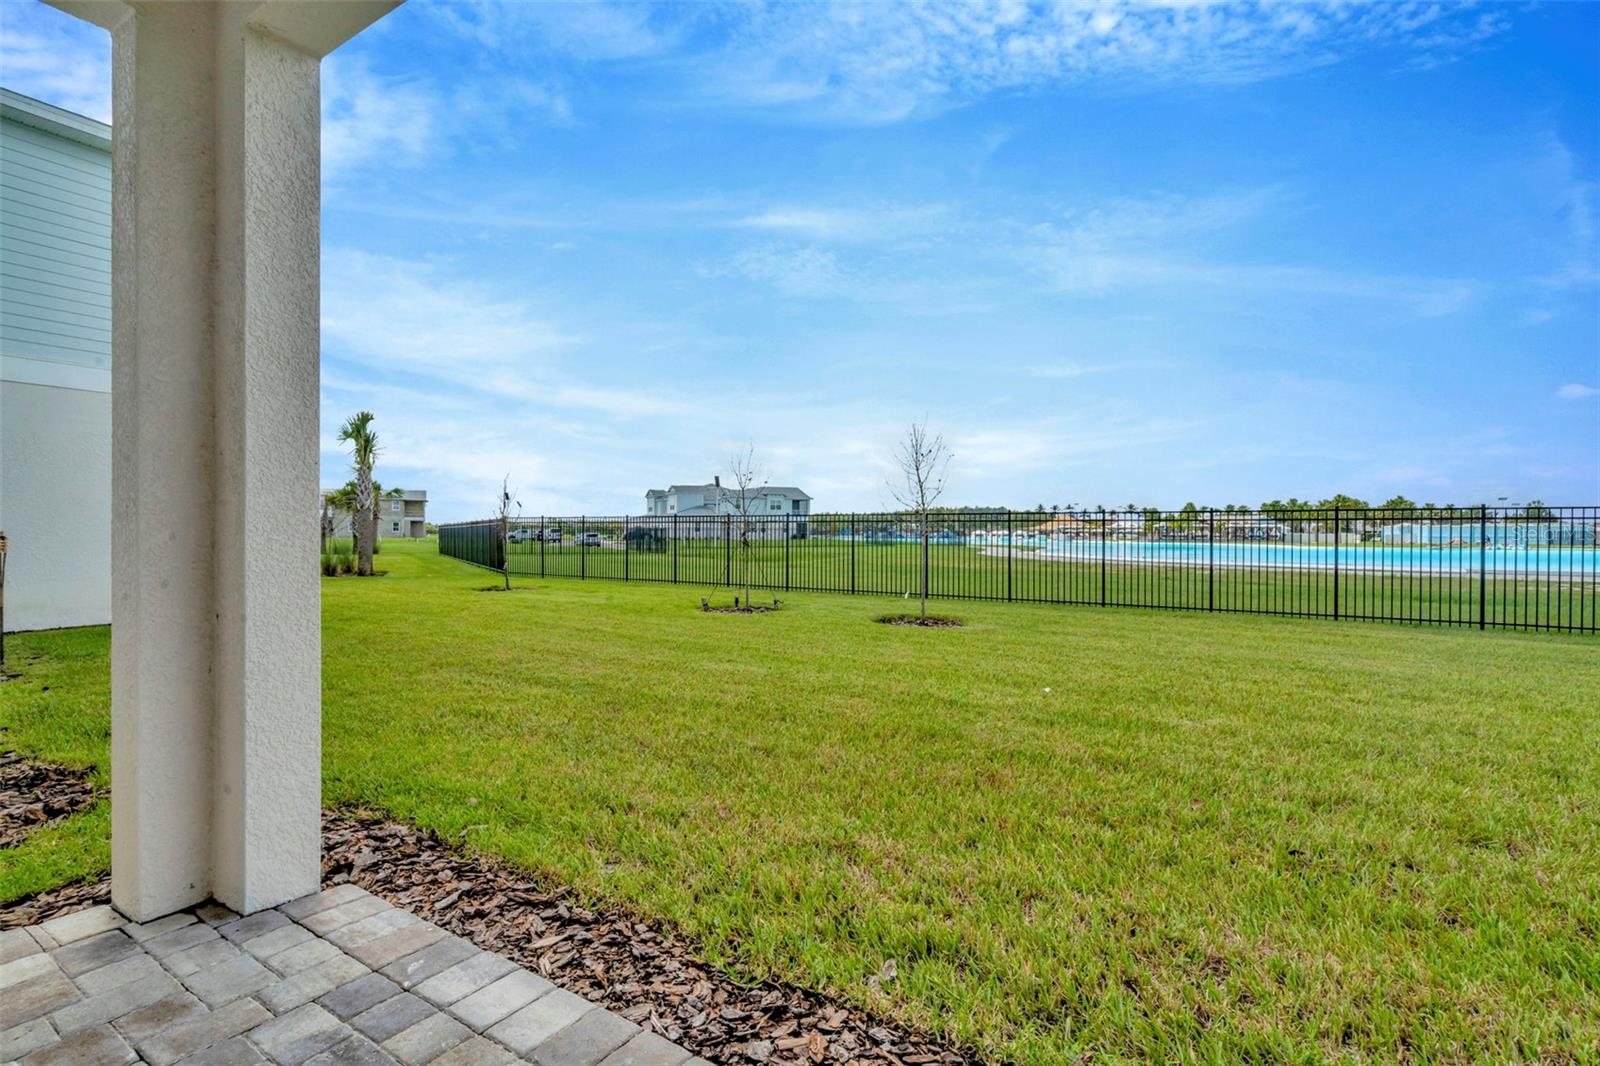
724;515;731;587
1332;506;1339;620
624;515;630;581
1479;504;1488;630
540;516;546;578
672;515;678;584
784;516;791;590
581;516;587;579
1208;508;1215;612
850;514;857;594
1099;510;1107;606
1006;509;1014;602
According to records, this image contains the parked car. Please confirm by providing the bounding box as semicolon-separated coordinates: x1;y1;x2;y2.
538;528;562;543
577;531;602;547
507;527;537;544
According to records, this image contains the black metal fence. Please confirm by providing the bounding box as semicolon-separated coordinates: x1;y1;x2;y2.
438;519;503;573
438;506;1600;633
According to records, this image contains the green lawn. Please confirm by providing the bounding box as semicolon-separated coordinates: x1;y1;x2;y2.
4;539;1598;1064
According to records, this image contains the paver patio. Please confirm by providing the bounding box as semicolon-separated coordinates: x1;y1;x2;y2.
0;886;705;1066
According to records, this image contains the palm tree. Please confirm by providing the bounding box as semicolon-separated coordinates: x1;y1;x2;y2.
337;411;378;576
325;480;399;570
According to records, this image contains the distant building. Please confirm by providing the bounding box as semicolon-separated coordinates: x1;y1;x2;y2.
645;480;811;519
0;90;112;632
324;489;428;540
641;479;812;537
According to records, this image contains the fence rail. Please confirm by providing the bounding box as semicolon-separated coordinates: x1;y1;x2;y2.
437;506;1600;633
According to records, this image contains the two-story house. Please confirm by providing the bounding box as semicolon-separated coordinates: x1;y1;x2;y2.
642;478;812;537
324;488;428;540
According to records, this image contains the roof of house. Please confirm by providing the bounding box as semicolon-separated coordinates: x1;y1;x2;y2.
655;483;812;500
321;487;426;501
0;88;110;151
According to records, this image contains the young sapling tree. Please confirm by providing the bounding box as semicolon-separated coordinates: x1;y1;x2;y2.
889;419;952;622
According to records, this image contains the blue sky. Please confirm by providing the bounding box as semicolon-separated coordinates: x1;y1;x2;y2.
5;0;1598;520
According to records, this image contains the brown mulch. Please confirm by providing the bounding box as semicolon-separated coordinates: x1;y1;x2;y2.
1;877;109;929
0;750;101;849
0;754;975;1065
874;615;964;628
324;813;975;1065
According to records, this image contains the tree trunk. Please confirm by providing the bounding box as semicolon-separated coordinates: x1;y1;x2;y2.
355;468;374;576
921;526;929;620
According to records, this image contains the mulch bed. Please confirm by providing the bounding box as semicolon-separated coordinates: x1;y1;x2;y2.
0;750;101;849
701;597;785;615
874;615;964;628
0;754;974;1065
324;814;973;1065
1;878;109;929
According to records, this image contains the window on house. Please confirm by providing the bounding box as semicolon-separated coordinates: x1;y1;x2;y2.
792;499;802;512
392;521;399;532
771;498;783;512
392;500;400;512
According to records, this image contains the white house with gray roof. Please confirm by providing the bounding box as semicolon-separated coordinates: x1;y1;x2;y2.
645;479;811;518
643;479;812;537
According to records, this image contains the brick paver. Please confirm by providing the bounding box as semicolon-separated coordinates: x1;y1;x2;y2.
528;1008;639;1066
319;972;402;1021
484;991;593;1057
449;970;553;1032
413;953;518;1008
247;1002;354;1065
0;927;42;965
18;1022;136;1066
8;885;695;1066
260;953;370;1013
380;936;479;990
595;1032;693;1066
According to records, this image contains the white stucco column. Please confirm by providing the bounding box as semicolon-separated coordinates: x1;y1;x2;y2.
48;0;400;921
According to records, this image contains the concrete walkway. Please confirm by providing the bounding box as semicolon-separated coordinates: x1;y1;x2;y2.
1;885;706;1066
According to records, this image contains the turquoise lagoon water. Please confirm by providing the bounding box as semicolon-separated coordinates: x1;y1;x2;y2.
964;535;1597;576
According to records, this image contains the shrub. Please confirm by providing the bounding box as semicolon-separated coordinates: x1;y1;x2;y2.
321;551;356;577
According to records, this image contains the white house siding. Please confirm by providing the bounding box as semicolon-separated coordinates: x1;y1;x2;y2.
0;380;111;630
0;91;113;631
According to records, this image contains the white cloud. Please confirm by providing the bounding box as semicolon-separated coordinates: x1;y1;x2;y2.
1026;189;1477;316
1023;362;1140;379
727;245;847;298
1527;133;1599;290
321;56;440;182
732;204;949;243
322;248;572;376
1555;383;1598;400
447;1;1519;125
0;5;111;121
323;249;700;420
429;1;677;61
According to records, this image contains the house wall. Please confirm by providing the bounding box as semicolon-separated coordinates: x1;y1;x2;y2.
0;380;112;630
1;91;113;632
325;492;426;541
